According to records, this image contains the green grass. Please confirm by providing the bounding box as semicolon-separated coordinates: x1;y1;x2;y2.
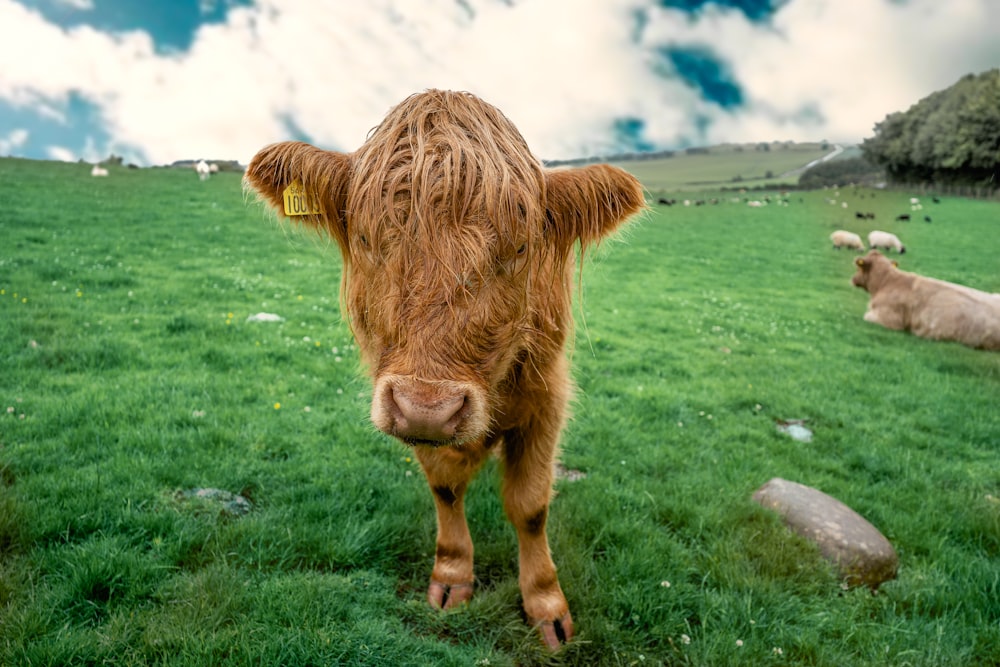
2;157;999;666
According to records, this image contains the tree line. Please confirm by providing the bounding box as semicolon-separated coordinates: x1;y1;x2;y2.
860;68;999;190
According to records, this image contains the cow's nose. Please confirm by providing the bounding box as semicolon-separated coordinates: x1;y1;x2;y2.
386;383;467;442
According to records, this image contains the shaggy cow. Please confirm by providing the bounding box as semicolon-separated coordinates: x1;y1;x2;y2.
851;250;1000;350
244;89;645;648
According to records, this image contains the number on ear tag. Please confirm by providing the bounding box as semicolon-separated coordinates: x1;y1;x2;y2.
282;180;323;216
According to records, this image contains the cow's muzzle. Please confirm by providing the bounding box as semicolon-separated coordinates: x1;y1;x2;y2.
371;375;486;446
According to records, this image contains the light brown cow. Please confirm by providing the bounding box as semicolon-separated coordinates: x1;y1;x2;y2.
851;250;1000;350
244;89;645;648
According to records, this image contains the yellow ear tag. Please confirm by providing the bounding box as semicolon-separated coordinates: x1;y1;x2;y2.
282;180;323;216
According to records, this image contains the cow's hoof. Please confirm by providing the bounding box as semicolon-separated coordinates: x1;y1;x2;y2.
534;612;574;650
427;580;474;610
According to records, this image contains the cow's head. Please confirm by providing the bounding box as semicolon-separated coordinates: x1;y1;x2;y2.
852;250;898;291
245;90;644;447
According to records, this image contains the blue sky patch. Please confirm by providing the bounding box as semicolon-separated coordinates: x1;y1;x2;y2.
18;0;252;54
654;0;785;22
278;114;316;147
658;46;744;109
612;117;657;154
0;92;141;163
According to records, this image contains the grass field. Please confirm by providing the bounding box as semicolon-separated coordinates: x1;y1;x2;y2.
1;156;999;666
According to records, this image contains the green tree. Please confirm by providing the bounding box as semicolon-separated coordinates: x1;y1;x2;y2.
861;69;999;188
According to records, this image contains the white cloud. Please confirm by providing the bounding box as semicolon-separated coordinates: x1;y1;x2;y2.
57;0;93;10
46;145;76;162
0;127;28;154
641;0;1000;145
0;0;998;164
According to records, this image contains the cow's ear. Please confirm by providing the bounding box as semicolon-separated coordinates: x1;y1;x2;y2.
243;141;351;248
543;164;645;253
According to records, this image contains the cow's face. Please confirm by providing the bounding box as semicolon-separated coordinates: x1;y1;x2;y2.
245;90;644;447
852;250;897;291
852;256;873;290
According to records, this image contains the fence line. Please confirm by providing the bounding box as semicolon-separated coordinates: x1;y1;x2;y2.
891;181;1000;201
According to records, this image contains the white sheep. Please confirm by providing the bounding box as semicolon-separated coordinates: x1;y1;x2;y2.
90;164;109;177
868;230;905;254
195;160;211;181
830;230;865;251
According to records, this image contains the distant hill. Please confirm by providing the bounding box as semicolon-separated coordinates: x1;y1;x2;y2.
169;159;244;173
589;141;840;192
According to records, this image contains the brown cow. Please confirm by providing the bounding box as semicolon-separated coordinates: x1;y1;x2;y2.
244;89;645;648
851;250;1000;350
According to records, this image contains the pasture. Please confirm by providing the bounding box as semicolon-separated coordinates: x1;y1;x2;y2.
1;156;999;666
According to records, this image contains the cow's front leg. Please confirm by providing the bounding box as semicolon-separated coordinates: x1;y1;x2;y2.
502;425;573;649
414;441;489;610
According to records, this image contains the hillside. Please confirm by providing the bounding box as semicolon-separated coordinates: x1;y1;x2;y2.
604;141;837;192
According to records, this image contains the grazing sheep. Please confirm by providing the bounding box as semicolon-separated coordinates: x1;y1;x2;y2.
90;164;108;177
831;230;865;251
195;160;211;181
895;213;911;222
868;230;905;254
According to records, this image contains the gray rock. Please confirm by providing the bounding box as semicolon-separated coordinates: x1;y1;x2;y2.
176;488;253;517
752;477;898;591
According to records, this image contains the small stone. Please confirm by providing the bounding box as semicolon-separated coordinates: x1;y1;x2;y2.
752;477;898;590
246;312;285;323
776;419;812;442
554;463;587;482
177;488;253;517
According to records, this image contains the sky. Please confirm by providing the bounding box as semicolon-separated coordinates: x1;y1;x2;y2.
0;0;998;167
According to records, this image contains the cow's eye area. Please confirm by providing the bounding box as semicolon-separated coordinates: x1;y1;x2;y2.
498;241;529;276
354;232;378;264
355;233;374;259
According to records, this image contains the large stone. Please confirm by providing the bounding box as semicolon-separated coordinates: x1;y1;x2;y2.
752;477;898;591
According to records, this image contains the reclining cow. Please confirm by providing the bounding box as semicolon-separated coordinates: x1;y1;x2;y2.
851;250;1000;350
244;89;645;648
